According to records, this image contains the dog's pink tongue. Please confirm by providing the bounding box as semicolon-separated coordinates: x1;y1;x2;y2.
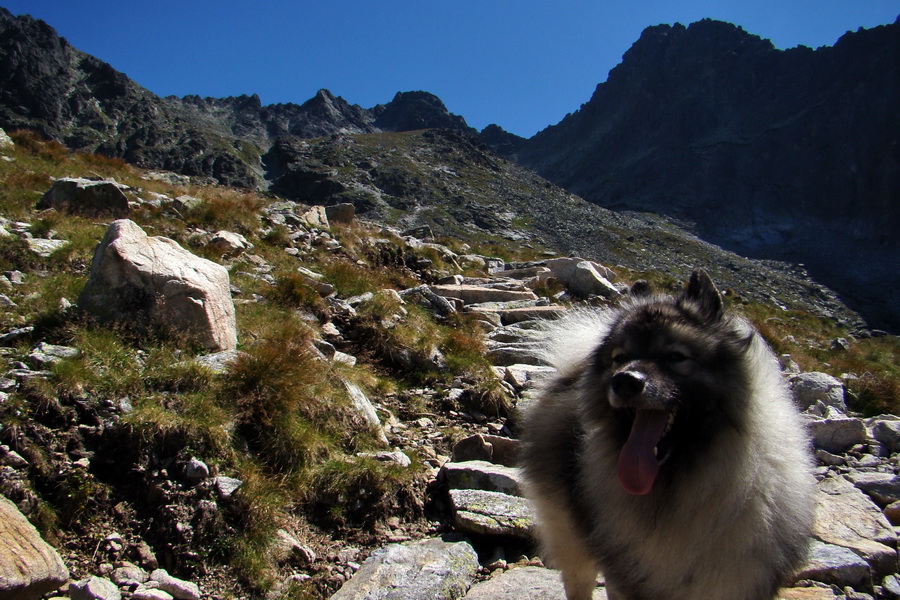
617;410;670;495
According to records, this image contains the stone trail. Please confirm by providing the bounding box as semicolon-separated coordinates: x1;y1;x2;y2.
329;260;900;600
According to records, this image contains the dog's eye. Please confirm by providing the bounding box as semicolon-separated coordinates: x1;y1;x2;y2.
664;351;689;363
610;349;628;364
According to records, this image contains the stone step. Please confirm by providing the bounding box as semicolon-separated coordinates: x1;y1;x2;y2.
430;284;538;305
464;566;608;599
330;537;479;600
441;460;524;496
449;489;534;539
472;305;567;325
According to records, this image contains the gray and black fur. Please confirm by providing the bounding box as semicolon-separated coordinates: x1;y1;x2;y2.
519;271;815;600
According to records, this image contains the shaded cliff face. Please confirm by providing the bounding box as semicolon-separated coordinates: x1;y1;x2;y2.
516;19;898;242
504;18;900;330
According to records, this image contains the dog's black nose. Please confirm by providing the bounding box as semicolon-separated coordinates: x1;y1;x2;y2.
611;371;646;398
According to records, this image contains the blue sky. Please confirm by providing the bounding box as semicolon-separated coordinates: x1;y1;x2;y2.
3;1;897;137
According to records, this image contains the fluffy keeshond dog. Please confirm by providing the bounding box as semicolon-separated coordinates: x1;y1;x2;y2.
519;270;815;600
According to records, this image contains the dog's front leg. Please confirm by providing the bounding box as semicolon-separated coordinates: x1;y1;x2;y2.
561;565;600;600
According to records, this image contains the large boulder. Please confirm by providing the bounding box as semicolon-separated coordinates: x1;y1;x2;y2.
542;257;619;299
0;494;69;600
790;372;847;412
37;177;130;218
78;220;237;351
330;537;479;600
465;566;608;599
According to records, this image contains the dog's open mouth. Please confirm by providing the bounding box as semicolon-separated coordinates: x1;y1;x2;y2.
616;408;677;495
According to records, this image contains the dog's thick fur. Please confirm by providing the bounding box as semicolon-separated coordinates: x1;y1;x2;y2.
519;271;815;600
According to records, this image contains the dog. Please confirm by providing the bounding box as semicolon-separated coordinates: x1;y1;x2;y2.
519;270;815;600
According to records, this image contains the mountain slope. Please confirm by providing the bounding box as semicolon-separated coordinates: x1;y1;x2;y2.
0;9;471;189
495;18;900;330
0;8;895;329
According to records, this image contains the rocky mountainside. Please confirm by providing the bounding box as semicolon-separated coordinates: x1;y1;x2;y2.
0;9;471;191
491;18;900;331
0;132;897;600
256;127;867;330
0;8;896;330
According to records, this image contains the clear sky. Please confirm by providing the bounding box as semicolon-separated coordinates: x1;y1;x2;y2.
3;1;897;137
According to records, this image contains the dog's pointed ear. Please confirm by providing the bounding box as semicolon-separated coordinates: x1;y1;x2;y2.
630;280;651;297
683;269;723;322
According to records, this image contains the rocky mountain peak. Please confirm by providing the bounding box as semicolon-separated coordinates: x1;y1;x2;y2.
374;90;471;132
510;18;900;330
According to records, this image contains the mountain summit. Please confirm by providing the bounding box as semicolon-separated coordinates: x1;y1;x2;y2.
492;18;900;330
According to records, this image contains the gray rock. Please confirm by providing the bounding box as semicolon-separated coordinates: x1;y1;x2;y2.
430;284;538;305
441;460;523;496
464;566;608;599
794;540;870;589
131;587;174;600
149;569;200;600
26;238;68;258
0;494;69;600
33;342;80;359
0;127;13;149
183;457;209;481
399;285;457;318
273;529;316;565
78;220;237;351
502;364;556;390
0;447;28;468
38;177;130;218
213;476;243;499
872;418;900;452
0;326;34;346
171;195;203;212
325;203;356;225
846;472;900;507
792;372;847;411
133;540;159;570
449;489;534;539
360;450;413;468
473;305;567;326
343;380;388;445
451;434;520;467
111;563;149;586
807;415;867;454
207;230;252;256
300;206;330;229
485;341;546;367
815;476;897;577
330;537;479;600
69;576;122;600
193;349;241;374
883;574;900;598
503;266;552;281
27;343;80;369
542;258;618;299
569;261;620;299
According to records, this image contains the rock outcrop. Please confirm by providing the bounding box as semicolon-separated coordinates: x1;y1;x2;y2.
37;177;131;218
0;493;68;600
77;219;238;351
